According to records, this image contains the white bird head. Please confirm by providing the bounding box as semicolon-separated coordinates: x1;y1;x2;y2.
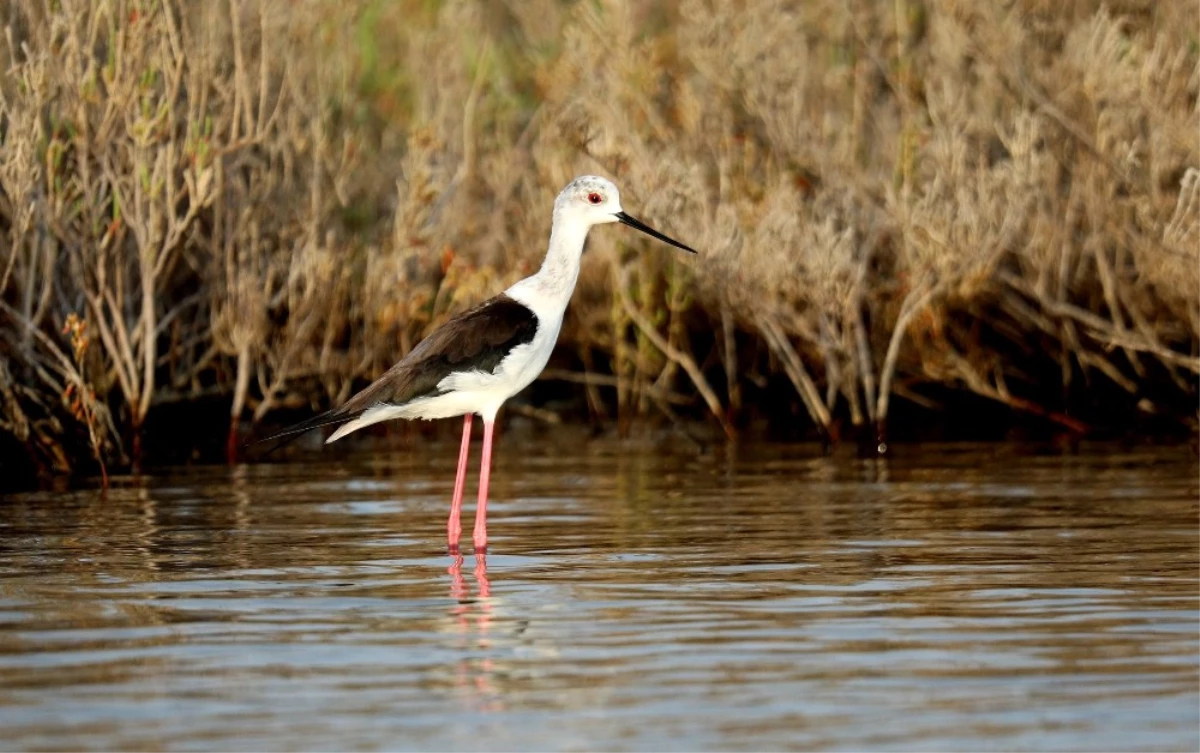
554;175;698;253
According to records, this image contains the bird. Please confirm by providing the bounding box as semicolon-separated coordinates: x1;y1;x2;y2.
256;176;698;553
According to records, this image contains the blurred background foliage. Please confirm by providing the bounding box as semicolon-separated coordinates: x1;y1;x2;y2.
0;0;1196;481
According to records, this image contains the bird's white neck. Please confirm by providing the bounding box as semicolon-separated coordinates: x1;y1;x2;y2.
506;211;590;320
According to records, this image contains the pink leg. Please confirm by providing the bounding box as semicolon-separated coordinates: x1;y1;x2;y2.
473;419;495;552
448;414;473;552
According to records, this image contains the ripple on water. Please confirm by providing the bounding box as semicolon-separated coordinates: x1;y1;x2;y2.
0;441;1196;751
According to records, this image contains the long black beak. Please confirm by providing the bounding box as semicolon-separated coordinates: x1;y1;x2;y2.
615;212;698;254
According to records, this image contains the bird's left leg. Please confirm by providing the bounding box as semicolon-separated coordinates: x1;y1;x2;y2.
472;418;495;553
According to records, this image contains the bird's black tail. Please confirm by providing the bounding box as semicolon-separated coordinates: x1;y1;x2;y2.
246;409;365;457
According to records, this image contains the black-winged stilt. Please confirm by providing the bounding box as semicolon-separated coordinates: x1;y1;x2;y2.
258;176;697;552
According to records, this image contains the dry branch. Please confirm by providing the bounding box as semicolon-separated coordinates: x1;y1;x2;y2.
0;0;1195;474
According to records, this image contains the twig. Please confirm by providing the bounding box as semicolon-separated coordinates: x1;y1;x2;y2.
540;368;693;405
756;313;832;430
876;275;939;423
617;280;734;439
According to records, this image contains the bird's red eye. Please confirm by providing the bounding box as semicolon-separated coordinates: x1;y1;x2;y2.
587;192;602;205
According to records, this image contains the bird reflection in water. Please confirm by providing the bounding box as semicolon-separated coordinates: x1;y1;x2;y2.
448;552;491;600
446;552;501;710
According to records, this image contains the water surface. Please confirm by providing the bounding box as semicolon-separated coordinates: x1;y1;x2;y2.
1;439;1196;750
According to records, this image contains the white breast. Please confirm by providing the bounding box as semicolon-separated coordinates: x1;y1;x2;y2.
434;309;562;415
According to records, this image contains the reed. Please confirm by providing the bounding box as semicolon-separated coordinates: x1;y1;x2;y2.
1;0;1196;476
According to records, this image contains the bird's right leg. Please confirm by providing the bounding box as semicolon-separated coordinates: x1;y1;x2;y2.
448;413;473;552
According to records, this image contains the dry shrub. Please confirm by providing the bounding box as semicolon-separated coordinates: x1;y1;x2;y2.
0;0;1196;475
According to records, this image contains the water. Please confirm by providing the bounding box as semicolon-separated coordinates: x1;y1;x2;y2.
1;438;1196;751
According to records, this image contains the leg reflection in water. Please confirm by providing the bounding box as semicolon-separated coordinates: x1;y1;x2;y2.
448;552;491;601
446;552;500;710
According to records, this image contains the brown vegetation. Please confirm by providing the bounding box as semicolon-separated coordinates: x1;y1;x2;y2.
1;0;1197;478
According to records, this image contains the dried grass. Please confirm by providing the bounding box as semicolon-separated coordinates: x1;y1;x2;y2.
1;0;1196;473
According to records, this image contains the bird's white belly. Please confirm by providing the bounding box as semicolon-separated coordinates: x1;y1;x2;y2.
406;313;562;423
326;309;564;443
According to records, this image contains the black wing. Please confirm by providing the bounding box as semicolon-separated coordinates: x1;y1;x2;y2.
249;293;538;451
339;292;539;412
